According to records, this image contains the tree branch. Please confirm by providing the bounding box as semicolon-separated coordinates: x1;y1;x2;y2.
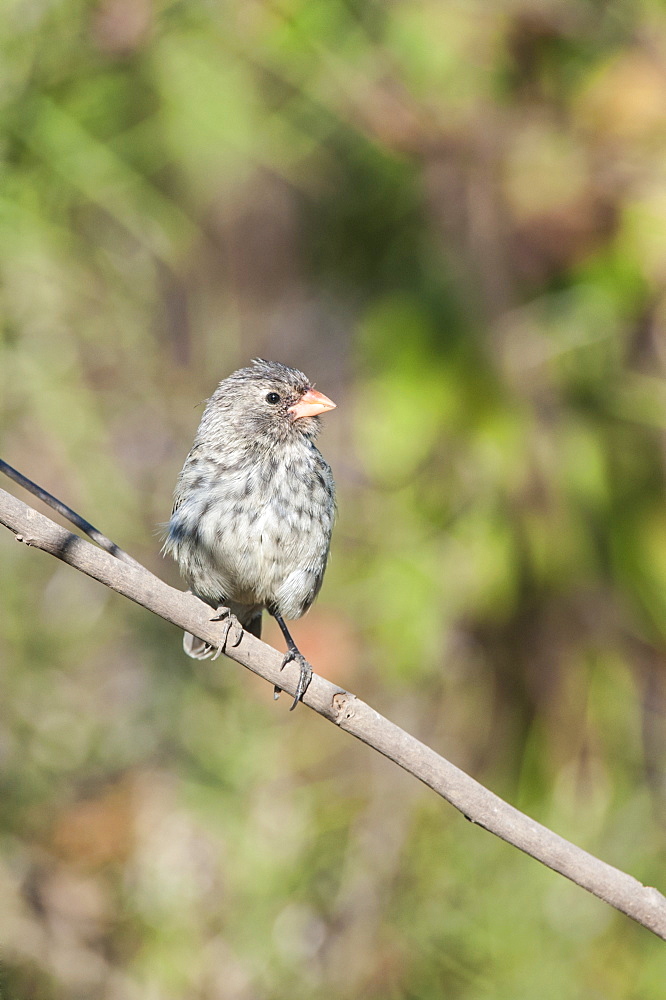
1;483;665;940
0;459;143;568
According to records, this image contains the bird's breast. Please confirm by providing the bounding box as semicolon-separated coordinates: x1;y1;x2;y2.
169;442;334;618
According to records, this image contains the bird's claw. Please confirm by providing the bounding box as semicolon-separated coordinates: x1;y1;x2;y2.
277;650;313;711
208;608;242;659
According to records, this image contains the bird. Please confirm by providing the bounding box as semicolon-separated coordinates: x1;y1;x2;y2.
163;359;336;709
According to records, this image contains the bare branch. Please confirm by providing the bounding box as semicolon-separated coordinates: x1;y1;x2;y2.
0;458;144;569
1;484;665;940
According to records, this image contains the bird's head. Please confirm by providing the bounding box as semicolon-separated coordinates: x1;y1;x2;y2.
213;359;336;444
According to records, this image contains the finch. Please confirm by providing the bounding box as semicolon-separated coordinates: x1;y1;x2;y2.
163;359;336;708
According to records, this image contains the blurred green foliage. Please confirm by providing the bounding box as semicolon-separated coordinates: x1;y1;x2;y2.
1;0;666;997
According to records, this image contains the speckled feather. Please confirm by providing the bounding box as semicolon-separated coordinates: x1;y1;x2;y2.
163;360;336;653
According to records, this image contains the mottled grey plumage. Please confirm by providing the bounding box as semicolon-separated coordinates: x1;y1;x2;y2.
163;359;336;707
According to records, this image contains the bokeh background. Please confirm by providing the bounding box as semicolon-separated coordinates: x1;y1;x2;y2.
1;0;666;996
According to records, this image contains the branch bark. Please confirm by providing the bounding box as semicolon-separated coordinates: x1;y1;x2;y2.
1;484;665;940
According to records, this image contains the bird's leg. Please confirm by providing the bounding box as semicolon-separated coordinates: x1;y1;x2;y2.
271;613;313;710
207;606;242;660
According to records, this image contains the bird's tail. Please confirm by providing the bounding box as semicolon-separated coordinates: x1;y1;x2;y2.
183;631;217;659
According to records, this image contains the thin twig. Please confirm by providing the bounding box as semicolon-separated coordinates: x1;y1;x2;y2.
0;458;144;569
0;485;665;940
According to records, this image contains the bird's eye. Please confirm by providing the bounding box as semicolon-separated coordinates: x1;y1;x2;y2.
266;392;281;404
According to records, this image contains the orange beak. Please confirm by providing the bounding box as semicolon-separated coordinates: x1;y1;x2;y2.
288;387;336;420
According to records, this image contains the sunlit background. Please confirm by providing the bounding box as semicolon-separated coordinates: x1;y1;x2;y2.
1;1;666;996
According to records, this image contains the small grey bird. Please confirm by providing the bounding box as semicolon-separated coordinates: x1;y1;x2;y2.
163;359;336;709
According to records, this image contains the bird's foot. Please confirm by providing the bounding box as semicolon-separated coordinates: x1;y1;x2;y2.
277;649;313;711
207;608;242;660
